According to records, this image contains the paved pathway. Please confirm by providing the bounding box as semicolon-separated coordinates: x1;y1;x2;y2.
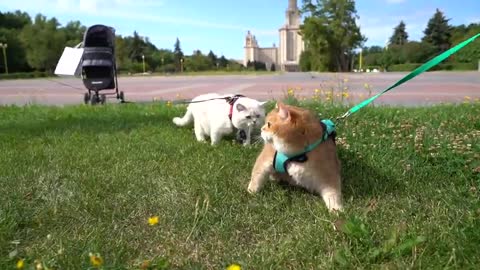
0;72;479;106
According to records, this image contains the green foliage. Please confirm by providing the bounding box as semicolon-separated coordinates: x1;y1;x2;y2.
0;71;49;79
173;37;183;72
422;8;452;52
301;0;366;72
0;10;243;76
20;14;66;72
389;21;408;45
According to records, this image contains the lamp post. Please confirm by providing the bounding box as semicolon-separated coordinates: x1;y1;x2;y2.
0;43;8;74
142;54;145;74
161;57;164;73
180;58;184;73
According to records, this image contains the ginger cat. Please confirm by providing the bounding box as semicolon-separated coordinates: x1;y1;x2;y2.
247;102;343;212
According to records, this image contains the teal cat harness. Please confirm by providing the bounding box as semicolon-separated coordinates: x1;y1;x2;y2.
273;119;336;174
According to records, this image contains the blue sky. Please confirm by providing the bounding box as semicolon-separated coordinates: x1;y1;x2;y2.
0;0;479;59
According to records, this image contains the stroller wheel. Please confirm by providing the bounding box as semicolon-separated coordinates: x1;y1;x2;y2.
91;94;99;105
119;91;125;102
100;94;107;104
84;93;91;104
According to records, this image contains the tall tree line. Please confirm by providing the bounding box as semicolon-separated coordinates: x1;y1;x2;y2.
299;1;480;72
0;10;241;74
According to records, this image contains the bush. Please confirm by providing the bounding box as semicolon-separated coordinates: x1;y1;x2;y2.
0;71;50;80
388;62;477;72
387;64;422;72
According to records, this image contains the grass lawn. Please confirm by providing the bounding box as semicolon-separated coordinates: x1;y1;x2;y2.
0;102;479;269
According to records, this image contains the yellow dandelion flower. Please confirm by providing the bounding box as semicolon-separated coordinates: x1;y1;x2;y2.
342;92;350;98
314;89;320;93
464;96;471;100
16;259;24;269
166;101;172;107
148;216;159;226
364;83;370;89
89;253;103;268
226;263;242;270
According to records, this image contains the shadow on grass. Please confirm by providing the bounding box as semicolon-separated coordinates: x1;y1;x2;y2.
339;147;401;199
262;147;400;200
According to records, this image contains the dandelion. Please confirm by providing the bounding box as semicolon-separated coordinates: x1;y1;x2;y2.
342;92;350;98
287;88;294;96
226;263;242;270
89;253;103;268
364;83;370;89
314;88;320;93
148;216;159;226
16;259;24;269
166;101;172;107
464;96;471;100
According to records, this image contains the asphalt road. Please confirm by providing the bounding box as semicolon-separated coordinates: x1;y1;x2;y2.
0;72;479;106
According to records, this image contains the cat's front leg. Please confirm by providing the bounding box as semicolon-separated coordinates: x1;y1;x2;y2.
243;126;252;146
247;146;273;193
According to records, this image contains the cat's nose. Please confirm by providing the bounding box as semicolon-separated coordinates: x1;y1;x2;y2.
253;120;257;124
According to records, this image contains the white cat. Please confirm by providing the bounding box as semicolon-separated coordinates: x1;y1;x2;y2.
173;93;267;145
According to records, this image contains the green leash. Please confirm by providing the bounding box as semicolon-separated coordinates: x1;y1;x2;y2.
338;33;480;120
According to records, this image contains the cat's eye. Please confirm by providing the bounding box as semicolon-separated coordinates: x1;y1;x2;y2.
256;114;260;118
246;116;251;119
267;122;271;128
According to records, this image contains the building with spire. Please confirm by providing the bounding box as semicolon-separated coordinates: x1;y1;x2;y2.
244;0;304;71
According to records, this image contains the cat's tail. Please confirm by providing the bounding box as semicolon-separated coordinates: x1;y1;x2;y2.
173;108;193;127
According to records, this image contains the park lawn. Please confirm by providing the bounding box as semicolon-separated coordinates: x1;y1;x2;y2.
0;102;479;269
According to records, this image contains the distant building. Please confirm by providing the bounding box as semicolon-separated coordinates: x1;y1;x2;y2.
244;0;304;72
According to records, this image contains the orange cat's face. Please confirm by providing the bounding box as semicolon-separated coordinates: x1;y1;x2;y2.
261;102;307;148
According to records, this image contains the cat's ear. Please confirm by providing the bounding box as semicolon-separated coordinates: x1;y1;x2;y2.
236;103;247;112
275;101;285;109
277;103;289;120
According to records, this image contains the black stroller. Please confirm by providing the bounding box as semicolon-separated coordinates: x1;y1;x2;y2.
81;24;125;104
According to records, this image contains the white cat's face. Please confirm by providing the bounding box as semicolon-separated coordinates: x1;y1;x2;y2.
232;101;266;129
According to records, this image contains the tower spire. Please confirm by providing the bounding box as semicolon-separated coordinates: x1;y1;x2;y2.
288;0;298;10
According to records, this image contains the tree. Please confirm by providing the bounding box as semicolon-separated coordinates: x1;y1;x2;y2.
0;11;31;72
173;37;183;72
390;21;408;45
270;63;276;71
422;9;452;52
20;14;66;72
300;0;366;72
207;50;217;67
218;55;228;68
62;20;86;47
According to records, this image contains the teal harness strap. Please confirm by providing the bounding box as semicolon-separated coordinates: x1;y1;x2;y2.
339;33;480;119
273;119;336;173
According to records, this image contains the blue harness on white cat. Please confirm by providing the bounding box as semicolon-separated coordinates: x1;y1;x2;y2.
273;119;336;174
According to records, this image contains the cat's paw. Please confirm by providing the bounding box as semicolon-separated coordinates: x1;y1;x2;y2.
247;183;260;194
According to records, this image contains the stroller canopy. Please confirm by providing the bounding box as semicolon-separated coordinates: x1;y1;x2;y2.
83;24;116;49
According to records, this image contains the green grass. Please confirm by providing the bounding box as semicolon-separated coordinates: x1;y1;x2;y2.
0;102;479;269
